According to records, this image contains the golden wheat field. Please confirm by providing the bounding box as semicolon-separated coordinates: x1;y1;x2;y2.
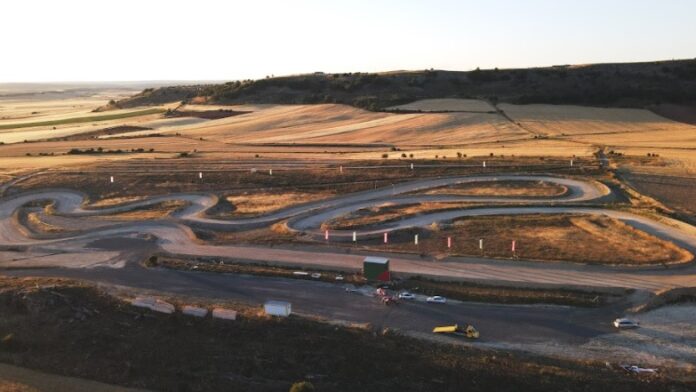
2;95;696;175
112;103;528;146
499;103;696;136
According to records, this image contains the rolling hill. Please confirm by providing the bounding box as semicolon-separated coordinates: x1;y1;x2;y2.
111;59;696;114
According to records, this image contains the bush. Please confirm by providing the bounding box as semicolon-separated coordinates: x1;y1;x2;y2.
381;153;388;159
289;381;315;392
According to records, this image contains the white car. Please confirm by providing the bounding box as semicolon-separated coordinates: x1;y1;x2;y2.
613;318;639;329
398;292;416;300
426;296;447;304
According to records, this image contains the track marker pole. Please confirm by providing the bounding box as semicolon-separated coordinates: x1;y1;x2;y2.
414;234;418;245
447;236;452;249
269;169;273;176
340;165;343;173
410;163;414;170
482;161;486;168
110;176;114;183
352;231;357;242
384;232;388;244
325;230;329;241
198;172;203;179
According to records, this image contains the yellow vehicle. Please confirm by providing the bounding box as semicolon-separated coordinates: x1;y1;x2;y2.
432;324;480;339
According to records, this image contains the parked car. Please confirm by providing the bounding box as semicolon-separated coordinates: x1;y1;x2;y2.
426;296;447;304
398;292;416;300
621;365;657;374
613;318;639;329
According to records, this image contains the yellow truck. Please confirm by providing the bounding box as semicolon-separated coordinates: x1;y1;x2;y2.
433;324;480;339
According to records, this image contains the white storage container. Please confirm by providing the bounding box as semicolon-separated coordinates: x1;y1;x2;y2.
264;300;291;317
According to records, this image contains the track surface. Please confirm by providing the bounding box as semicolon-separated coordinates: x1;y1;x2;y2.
1;174;695;290
1;173;696;354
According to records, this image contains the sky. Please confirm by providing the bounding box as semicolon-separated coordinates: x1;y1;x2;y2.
1;0;695;82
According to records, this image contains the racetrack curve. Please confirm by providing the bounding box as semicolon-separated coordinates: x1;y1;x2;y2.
1;174;696;291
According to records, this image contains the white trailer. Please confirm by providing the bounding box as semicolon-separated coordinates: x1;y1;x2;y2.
264;300;292;317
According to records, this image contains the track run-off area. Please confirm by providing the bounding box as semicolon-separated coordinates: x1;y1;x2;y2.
1;174;696;292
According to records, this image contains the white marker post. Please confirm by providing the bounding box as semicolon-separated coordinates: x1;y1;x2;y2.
479;239;483;250
410;163;414;170
570;159;574;167
340;165;343;174
447;236;452;249
482;161;486;168
384;232;388;244
324;230;329;241
352;231;357;242
512;240;516;252
414;234;419;245
110;176;114;183
269;169;273;176
198;171;203;179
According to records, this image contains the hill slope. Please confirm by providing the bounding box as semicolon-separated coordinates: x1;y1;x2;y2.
112;59;696;111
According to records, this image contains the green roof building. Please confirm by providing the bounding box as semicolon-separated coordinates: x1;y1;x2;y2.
363;256;390;282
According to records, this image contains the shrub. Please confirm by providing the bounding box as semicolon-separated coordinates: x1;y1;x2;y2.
289;381;315;392
381;153;388;159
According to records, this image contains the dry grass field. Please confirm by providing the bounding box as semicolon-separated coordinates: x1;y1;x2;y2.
335;214;691;265
621;172;696;219
324;202;474;231
2;92;696;178
0;87;180;144
9;158;587;200
225;191;334;216
499;103;696;137
419;180;567;197
97;103;526;146
344;139;595;160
